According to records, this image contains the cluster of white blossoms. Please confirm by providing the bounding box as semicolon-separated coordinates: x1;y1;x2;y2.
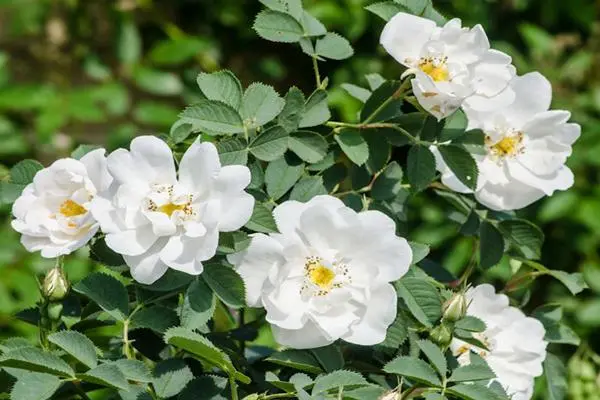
382;13;581;211
227;196;413;348
450;285;548;400
12;136;255;284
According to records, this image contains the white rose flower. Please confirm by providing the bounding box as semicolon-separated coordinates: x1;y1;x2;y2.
450;284;547;400
226;195;412;349
90;136;254;284
11;149;112;258
380;12;515;120
434;72;581;211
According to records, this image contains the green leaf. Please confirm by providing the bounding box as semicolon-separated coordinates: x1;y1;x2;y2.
310;345;344;373
547;270;587;295
180;278;216;330
423;395;447;400
73;273;128;321
384;356;442;386
449;364;495;382
130;305;179;333
118;18;141;65
409;242;430;264
47;331;97;369
341;83;371;103
152;358;194;398
71;145;101;160
266;350;323;374
406;145;436;191
180;100;244;135
0;347;75;378
544;353;567;400
216;138;248;166
365;134;392;174
455;316;486;332
170;120;194;144
132;67;183;96
301;11;327;36
245;202;278;233
437;145;478;190
299;89;330;128
315;33;354;60
10;372;61;400
79;363;130;390
149;37;207;66
533;305;580;345
265;156;305;200
241;83;285;128
113;359;152;382
164;327;250;383
417;340;447;378
498;219;544;259
259;0;303;21
202;264;246;309
249;125;289;161
361;81;403;122
447;383;507;400
196;70;243;110
365;2;407;21
278;87;306;133
335;128;369;166
0;182;26;205
379;311;408;348
289;176;327;202
312;370;368;394
440;109;468;141
89;237;125;267
10;160;43;185
253;10;304;43
479;222;505;269
371;161;404;200
178;375;228;400
395;277;442;327
289;131;328;163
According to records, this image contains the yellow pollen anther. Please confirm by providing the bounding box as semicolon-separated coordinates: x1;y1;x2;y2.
419;60;449;82
309;265;336;290
59;200;87;217
487;133;524;158
158;202;186;217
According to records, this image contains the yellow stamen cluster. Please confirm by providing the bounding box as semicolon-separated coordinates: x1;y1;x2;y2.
486;132;524;159
59;200;87;217
419;56;450;82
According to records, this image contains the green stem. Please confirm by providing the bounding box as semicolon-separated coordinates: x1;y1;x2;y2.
312;56;321;88
261;393;296;399
73;381;92;400
123;319;134;359
363;78;411;124
326;121;419;144
459;239;479;288
229;375;239;400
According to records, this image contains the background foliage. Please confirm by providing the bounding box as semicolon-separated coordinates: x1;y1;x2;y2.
0;0;598;398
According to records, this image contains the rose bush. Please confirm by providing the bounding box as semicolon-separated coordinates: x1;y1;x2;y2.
0;1;586;399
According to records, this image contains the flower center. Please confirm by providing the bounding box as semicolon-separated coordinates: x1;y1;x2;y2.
309;264;336;289
59;199;87;217
301;256;351;297
145;184;197;223
158;202;186;217
486;131;524;160
419;57;449;82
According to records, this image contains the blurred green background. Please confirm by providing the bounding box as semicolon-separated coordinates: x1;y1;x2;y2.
0;0;599;397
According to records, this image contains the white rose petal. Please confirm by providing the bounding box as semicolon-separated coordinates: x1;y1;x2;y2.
90;136;254;284
434;72;581;211
11;149;112;258
380;13;515;119
227;195;413;349
450;284;548;400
